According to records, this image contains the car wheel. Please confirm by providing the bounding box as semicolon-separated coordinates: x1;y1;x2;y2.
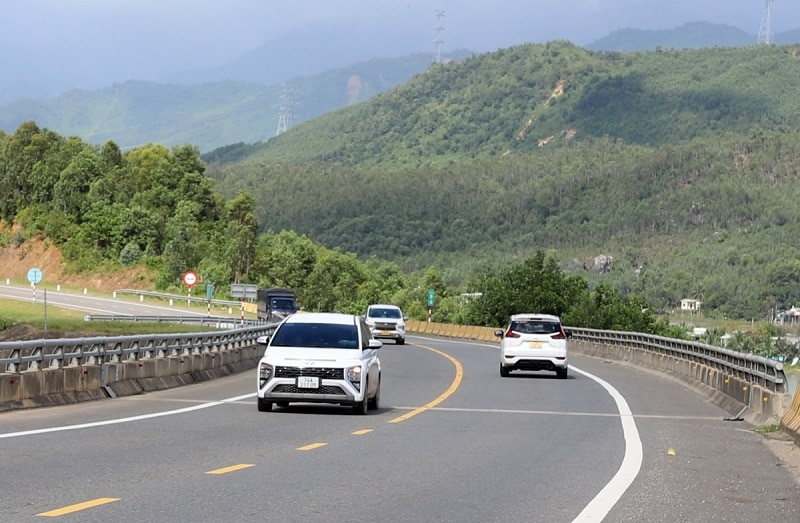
396;338;405;345
353;390;369;415
276;401;289;408
257;398;273;412
368;378;381;410
557;367;568;379
500;364;510;377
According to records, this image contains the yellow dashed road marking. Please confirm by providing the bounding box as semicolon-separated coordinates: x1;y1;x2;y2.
297;442;327;451
206;464;255;475
37;498;120;517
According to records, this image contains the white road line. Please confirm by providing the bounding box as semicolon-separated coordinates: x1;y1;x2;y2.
0;393;255;439
571;366;643;522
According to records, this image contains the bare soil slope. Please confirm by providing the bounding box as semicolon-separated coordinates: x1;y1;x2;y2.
0;238;152;292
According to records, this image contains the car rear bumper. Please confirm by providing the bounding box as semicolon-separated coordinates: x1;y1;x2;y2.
502;355;568;371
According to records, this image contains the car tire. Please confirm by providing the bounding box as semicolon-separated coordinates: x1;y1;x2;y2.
353;392;369;415
368;378;381;410
557;367;568;380
257;398;273;412
396;338;405;345
500;365;510;377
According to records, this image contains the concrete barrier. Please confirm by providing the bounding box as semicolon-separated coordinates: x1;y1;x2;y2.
0;344;266;413
782;384;800;446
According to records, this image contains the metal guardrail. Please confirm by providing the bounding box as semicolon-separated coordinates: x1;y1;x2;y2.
113;289;245;307
568;326;788;393
0;323;278;375
83;315;265;328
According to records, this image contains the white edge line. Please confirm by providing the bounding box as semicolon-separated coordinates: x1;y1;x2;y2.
570;366;643;522
0;393;255;439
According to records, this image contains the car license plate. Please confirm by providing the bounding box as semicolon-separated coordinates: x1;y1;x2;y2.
381;330;391;335
297;376;319;389
528;341;543;348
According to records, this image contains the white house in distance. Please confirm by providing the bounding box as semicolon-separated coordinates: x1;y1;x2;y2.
680;299;702;312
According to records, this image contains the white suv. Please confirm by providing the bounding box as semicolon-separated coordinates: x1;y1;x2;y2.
494;313;571;379
364;304;406;345
256;312;382;414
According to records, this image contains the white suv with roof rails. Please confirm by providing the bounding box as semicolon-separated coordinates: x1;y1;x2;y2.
364;304;406;345
494;313;571;379
255;312;382;414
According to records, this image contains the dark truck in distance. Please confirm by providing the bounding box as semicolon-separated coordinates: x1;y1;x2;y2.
257;287;297;322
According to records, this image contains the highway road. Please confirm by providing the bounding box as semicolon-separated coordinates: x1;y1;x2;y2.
2;329;800;522
0;284;229;318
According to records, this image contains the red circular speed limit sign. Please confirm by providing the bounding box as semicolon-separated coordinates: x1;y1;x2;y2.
182;270;198;287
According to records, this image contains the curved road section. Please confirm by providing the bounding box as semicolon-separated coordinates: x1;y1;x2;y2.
0;303;799;520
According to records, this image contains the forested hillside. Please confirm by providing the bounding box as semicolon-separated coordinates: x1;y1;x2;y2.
1;121;675;342
203;42;800;320
213;42;800;165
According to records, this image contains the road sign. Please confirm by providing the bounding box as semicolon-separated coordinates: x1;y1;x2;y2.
427;288;435;307
27;268;43;285
182;270;198;287
230;283;257;299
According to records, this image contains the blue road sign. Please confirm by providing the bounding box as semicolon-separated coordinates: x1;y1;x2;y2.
27;268;43;285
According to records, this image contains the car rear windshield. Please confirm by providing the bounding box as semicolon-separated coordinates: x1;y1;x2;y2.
511;320;561;335
368;307;401;319
270;323;358;349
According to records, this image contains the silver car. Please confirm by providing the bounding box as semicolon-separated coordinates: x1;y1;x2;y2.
256;312;382;414
364;304;407;345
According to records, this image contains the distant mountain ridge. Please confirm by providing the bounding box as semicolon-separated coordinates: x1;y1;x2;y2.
0;22;798;152
587;22;800;52
0;52;473;152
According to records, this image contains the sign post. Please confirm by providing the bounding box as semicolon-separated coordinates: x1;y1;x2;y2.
206;283;214;316
27;267;43;303
427;289;435;322
182;270;198;306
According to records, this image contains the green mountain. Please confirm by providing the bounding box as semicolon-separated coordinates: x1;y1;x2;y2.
203;42;800;320
585;22;754;51
210;42;800;164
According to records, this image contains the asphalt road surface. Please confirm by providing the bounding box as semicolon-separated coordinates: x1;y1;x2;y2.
2;332;800;522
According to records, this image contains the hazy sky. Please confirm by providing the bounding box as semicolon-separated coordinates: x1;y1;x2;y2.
1;1;794;98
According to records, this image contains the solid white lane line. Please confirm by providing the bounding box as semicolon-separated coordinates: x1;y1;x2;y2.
0;393;255;439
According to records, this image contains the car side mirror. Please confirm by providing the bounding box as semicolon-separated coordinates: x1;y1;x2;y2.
565;331;573;339
369;339;383;349
494;329;504;338
256;335;270;345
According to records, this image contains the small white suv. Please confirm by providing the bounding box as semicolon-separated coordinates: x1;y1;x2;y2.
494;313;571;379
256;312;382;414
364;304;407;345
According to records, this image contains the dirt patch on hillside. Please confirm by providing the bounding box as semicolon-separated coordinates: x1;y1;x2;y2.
0;237;153;292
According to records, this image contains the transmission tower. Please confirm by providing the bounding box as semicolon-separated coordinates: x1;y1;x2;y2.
275;84;295;136
433;9;445;64
758;0;774;45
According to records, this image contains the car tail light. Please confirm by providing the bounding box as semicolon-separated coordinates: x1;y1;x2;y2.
551;329;567;340
505;328;520;338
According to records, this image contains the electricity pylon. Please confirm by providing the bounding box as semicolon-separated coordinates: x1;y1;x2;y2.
758;0;774;45
433;10;445;64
